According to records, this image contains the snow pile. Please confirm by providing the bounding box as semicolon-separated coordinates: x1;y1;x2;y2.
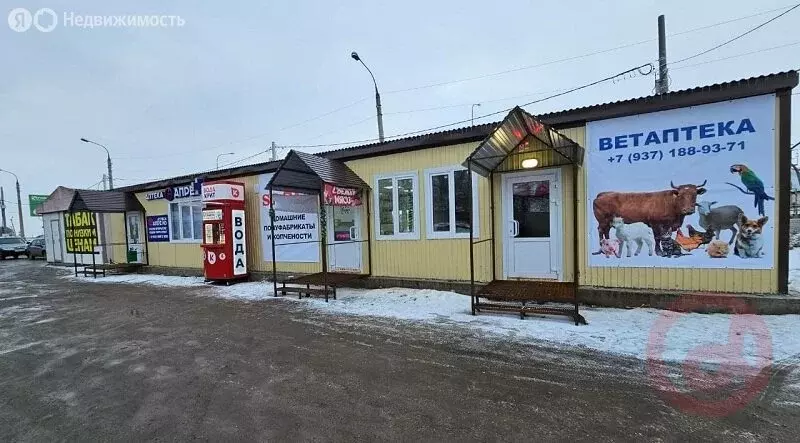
295;287;800;364
790;249;800;294
67;273;208;287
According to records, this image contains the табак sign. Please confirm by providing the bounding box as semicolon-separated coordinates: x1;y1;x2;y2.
64;211;97;253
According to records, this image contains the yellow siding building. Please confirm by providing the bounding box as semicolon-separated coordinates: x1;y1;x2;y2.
102;72;796;298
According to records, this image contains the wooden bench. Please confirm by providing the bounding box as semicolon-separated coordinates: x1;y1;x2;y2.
474;280;587;325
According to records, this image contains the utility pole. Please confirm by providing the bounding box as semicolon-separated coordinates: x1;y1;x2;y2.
102;174;108;191
270;141;277;161
80;138;113;190
1;169;24;238
351;52;385;142
0;186;6;230
655;14;669;94
15;179;24;238
107;156;114;190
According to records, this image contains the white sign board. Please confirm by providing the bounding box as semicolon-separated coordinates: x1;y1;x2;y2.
258;174;320;263
202;209;223;221
587;94;775;269
202;182;244;202
232;209;247;275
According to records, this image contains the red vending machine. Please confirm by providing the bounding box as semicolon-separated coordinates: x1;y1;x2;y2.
201;180;248;282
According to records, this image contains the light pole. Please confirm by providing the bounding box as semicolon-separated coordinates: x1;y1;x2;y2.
0;168;24;239
216;152;235;169
80;138;113;190
471;103;481;126
351;51;385;143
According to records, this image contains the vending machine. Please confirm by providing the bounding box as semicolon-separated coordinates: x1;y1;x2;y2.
201;180;248;282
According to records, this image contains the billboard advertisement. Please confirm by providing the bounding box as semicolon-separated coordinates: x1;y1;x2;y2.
64;211;97;254
146;215;170;242
587;94;775;269
28;194;49;217
258;174;320;263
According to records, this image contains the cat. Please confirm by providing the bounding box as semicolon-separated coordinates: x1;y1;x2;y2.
658;232;691;258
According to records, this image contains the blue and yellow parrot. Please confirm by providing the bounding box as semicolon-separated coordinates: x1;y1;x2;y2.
728;164;773;216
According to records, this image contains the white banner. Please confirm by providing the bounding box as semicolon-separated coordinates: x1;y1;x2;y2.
258;174;320;263
232;209;247;275
587;94;775;269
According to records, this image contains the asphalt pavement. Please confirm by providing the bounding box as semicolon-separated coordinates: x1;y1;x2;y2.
0;259;797;441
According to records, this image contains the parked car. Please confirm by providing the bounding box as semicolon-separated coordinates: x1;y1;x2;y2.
26;238;46;260
0;236;29;259
27;234;44;246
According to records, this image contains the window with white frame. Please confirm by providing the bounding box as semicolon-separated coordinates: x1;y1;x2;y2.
375;172;419;239
169;200;203;241
425;167;479;239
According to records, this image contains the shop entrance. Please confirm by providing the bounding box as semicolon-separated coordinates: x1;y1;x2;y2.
502;170;561;279
49;218;63;262
463;106;585;324
327;206;362;273
126;212;145;264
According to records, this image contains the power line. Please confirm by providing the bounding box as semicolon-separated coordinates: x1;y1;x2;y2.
384;4;798;95
670;41;800;71
671;3;800;65
278;97;369;132
284;62;654;149
112;5;797;164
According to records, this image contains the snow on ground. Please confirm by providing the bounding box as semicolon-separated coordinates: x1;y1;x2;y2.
789;249;800;294
67;273;800;365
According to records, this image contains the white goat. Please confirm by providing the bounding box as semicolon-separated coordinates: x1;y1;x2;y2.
611;216;655;257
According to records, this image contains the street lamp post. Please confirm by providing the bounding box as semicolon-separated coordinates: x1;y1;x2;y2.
216;152;236;169
471;103;481;126
351;51;385;143
0;168;24;239
80;138;113;190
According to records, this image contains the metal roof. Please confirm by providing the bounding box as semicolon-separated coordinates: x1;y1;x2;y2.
465;107;583;177
38;187;145;214
113;70;797;193
267;150;369;192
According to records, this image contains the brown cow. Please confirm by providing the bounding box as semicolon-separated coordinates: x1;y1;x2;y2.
593;180;707;256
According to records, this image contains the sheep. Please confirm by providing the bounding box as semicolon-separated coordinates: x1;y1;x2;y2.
695;201;744;245
610;216;655;257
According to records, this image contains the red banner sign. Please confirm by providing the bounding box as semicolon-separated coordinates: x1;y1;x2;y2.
323;183;362;206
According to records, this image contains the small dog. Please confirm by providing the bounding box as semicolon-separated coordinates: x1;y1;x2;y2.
734;214;768;258
707;240;730;258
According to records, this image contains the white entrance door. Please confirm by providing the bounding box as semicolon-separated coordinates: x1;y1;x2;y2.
503;170;562;279
126;212;144;263
327;206;362;273
49;219;63;262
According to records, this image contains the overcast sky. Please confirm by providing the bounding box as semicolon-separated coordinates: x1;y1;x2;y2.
2;0;799;236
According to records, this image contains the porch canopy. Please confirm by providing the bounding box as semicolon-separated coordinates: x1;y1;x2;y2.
462;107;587;325
464;106;584;177
38;186;146;276
266;149;369;193
265;150;371;301
38;186;144;214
